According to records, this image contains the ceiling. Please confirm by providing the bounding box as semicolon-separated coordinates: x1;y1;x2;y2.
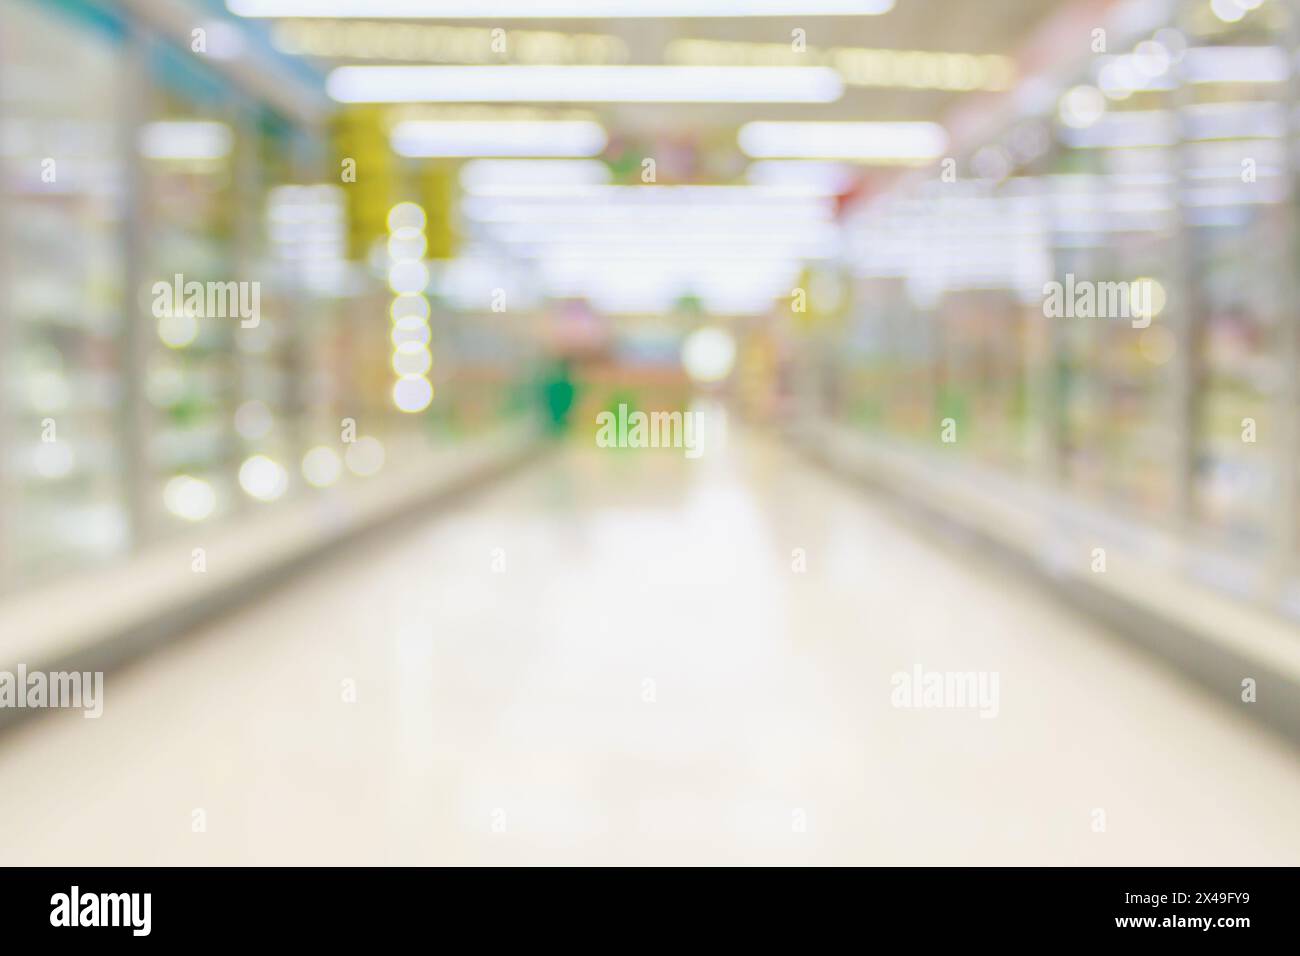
215;0;1094;315
240;0;1076;129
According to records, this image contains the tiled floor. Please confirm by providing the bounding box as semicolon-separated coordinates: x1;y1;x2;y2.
1;433;1297;864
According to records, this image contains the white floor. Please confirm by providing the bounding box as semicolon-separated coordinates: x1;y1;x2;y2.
1;433;1298;865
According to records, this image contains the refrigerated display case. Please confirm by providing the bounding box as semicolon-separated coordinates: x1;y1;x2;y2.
230;112;316;508
0;0;374;592
0;0;130;588
1044;150;1181;519
1178;5;1292;549
139;43;245;534
826;0;1300;615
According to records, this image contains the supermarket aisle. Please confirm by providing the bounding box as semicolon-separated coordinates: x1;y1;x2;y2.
1;430;1298;866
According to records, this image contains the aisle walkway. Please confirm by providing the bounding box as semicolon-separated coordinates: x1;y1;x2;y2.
1;431;1297;865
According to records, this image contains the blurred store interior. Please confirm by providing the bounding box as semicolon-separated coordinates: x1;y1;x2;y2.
2;0;1300;864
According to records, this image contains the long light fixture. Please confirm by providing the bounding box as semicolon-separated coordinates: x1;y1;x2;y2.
1057;112;1177;150
1181;47;1289;85
459;159;612;194
468;186;839;264
459;185;835;225
460;184;833;203
514;242;837;261
488;224;835;245
231;1;894;19
491;221;838;255
391;121;608;158
271;20;628;65
745;160;859;195
738;121;948;162
328;65;843;104
665;38;1014;92
463;200;832;225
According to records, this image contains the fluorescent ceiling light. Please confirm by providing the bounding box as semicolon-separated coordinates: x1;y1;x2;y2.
1181;102;1285;141
1058;112;1176;149
1182;183;1287;207
328;65;843;103
463;200;832;225
490;221;838;256
391;121;607;157
459;159;611;194
487;224;835;245
738;121;948;161
461;184;831;201
746;160;858;195
665;38;1013;93
459;187;834;225
138;121;233;160
271;20;627;65
519;243;835;260
1180;47;1289;85
231;0;894;19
